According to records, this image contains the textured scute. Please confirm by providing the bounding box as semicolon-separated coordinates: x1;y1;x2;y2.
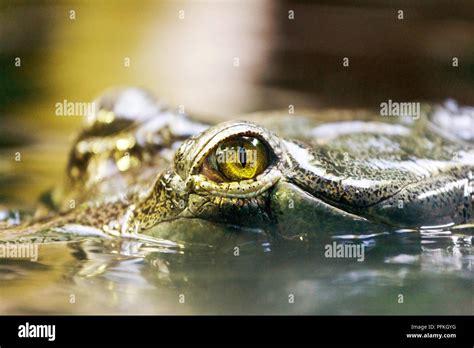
366;170;473;227
283;119;473;224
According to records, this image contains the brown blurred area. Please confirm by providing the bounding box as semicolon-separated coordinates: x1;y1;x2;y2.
268;0;474;107
1;0;474;205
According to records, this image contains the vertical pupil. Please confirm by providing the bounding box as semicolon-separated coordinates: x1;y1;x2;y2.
238;146;247;168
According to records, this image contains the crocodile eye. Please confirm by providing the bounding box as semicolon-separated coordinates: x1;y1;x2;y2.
201;136;269;182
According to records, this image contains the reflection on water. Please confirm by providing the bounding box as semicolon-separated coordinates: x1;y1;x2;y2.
0;225;472;314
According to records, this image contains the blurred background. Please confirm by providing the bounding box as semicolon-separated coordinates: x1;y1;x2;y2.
1;0;474;206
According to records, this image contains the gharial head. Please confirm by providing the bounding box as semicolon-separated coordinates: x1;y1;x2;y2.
127;120;360;240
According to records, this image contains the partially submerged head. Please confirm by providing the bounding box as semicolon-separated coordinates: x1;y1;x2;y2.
128;120;361;241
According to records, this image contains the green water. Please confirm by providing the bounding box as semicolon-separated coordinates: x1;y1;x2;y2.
0;218;472;314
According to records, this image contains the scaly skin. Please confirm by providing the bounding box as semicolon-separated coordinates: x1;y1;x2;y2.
1;87;473;243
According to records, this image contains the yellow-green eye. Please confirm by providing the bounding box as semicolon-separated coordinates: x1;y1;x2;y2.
205;136;268;181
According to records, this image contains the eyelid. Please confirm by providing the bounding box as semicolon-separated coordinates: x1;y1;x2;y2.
176;121;286;183
184;123;274;175
201;136;271;182
200;156;226;183
194;166;282;198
